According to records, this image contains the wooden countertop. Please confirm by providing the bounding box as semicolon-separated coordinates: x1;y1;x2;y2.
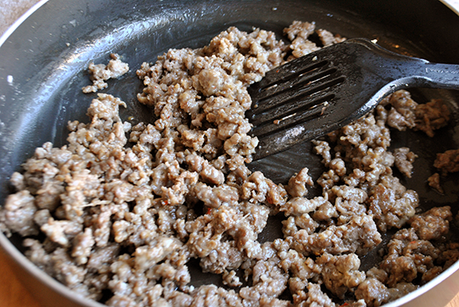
0;247;458;307
1;249;42;307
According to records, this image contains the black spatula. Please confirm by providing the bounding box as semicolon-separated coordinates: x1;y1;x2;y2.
247;38;459;160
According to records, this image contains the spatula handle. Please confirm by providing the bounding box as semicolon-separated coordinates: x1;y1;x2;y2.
367;39;459;89
351;38;459;90
417;62;459;89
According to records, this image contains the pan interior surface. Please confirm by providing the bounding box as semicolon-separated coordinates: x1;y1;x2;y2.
1;0;459;306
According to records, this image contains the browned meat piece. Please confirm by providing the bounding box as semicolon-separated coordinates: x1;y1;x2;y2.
239;257;289;305
434;149;459;175
439;243;459;269
280;196;329;217
415;99;450;137
368;175;419;231
282;214;319;236
290;214;382;256
366;267;388;284
303;283;336;307
379;229;440;287
317;252;366;299
355;278;390;307
326;185;367;225
241;171;287;207
428;172;444;193
313;140;332;165
82;53;129;93
393;147;417;178
284;21;320;58
286;167;314;197
381;90;418;131
2;190;38;237
284;20;316;41
409;206;452;240
317;28;346;46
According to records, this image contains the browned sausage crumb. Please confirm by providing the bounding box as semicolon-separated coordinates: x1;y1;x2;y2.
393;147;417;178
379;228;440;288
355;278;390;307
434;149;459;175
316;28;346;46
428;172;444;194
82;53;129;93
381;90;418;131
409;206;452;241
415;99;450;137
286;167;314;197
317;252;366;299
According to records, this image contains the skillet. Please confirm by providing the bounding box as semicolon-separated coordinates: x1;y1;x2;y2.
1;0;459;306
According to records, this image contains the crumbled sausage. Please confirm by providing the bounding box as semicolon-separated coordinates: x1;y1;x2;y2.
393;147;417;178
290;214;382;256
304;283;336;307
381;90;418;131
379;228;441;287
415;99;450;137
409;206;452;240
355;278;390;307
1;23;457;307
434;149;459;175
3;190;38;236
316;29;346;46
428;173;444;194
317;252;366;299
286;167;314;197
368;175;419;232
82;53;129;93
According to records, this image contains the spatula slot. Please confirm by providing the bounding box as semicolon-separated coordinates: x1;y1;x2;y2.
257;60;329;90
251;94;335;137
248;75;345;126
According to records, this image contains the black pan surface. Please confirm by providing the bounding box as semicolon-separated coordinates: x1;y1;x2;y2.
1;0;459;306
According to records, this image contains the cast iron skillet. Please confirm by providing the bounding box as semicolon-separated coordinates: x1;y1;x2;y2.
1;0;459;306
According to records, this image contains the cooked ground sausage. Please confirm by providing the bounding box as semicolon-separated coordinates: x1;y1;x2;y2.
1;21;458;307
